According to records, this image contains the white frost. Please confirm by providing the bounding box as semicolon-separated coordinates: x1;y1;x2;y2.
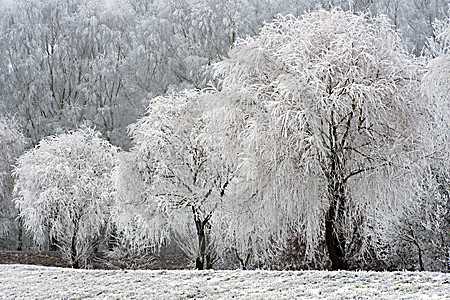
0;265;448;299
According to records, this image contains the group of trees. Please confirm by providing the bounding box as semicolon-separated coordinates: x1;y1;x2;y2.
0;1;448;271
0;0;447;147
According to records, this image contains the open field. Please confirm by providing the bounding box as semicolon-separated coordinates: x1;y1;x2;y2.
0;264;448;299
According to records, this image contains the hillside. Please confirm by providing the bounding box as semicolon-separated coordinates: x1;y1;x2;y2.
0;265;448;299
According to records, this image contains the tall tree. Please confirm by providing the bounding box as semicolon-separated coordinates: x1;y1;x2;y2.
210;10;423;270
115;90;234;269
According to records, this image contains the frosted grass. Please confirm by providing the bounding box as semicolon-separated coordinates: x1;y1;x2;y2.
0;265;448;299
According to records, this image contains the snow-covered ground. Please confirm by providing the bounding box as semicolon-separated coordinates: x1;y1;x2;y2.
0;264;448;299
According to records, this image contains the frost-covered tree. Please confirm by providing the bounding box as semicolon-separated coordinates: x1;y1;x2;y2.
316;0;449;54
123;0;275;100
13;128;118;268
392;18;449;271
67;0;138;147
0;117;25;244
426;11;450;58
111;150;173;256
0;0;137;147
115;90;234;269
2;0;446;148
210;10;423;270
400;0;448;54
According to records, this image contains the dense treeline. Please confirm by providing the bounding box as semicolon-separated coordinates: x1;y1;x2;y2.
0;0;449;272
1;0;447;147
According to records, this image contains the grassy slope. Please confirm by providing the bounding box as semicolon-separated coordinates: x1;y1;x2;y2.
0;264;449;299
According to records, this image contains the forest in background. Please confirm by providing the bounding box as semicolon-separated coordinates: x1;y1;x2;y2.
0;0;448;272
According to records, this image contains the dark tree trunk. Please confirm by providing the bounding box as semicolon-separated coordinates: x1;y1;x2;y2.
70;215;81;269
193;206;213;270
16;218;23;251
195;219;207;270
325;206;347;270
235;249;251;270
70;231;80;269
195;257;204;270
324;130;349;270
417;244;424;271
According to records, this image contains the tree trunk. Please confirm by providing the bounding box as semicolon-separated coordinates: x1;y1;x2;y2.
235;249;251;270
70;215;81;269
412;237;424;271
324;143;348;270
70;231;80;269
325;206;347;270
195;219;206;270
192;206;214;270
16;218;23;251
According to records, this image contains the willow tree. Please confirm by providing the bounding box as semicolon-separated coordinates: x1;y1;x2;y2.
210;9;423;270
116;90;234;270
13;128;118;268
